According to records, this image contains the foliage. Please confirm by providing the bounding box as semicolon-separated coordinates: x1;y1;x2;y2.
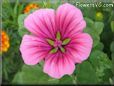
2;0;114;85
12;64;59;84
111;21;114;32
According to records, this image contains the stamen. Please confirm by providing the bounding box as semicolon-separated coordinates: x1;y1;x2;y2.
56;31;61;40
48;31;70;54
60;47;65;53
62;38;71;45
49;48;58;54
47;39;54;46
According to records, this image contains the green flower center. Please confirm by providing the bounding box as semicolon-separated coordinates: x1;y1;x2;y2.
47;31;71;54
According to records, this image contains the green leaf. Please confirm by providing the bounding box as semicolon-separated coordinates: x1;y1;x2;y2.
18;27;29;37
50;0;62;9
102;69;113;84
59;75;73;84
111;53;114;75
84;17;94;28
89;50;111;70
18;14;27;27
47;39;54;46
12;71;24;84
109;77;114;85
89;50;112;82
94;22;104;35
12;65;59;84
62;38;71;45
17;3;25;15
84;18;104;48
18;14;29;37
13;0;18;18
84;27;100;47
93;42;104;51
111;21;114;32
110;41;114;75
76;61;98;84
110;41;114;52
42;1;51;8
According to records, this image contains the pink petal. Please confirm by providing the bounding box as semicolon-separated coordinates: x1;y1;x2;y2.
43;52;75;79
64;20;86;38
66;33;93;63
24;9;56;39
20;35;51;65
58;53;75;76
56;3;85;39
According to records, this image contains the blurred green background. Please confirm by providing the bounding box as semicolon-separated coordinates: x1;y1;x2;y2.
1;0;114;85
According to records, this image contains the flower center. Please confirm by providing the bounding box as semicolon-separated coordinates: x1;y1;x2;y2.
54;39;62;48
47;31;71;54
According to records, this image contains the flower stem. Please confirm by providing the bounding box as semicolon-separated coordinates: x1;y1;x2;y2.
71;74;77;84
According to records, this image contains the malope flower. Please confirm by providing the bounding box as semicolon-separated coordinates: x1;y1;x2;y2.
0;30;10;53
20;3;93;79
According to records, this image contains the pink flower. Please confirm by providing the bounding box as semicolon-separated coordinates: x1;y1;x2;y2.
20;3;93;79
